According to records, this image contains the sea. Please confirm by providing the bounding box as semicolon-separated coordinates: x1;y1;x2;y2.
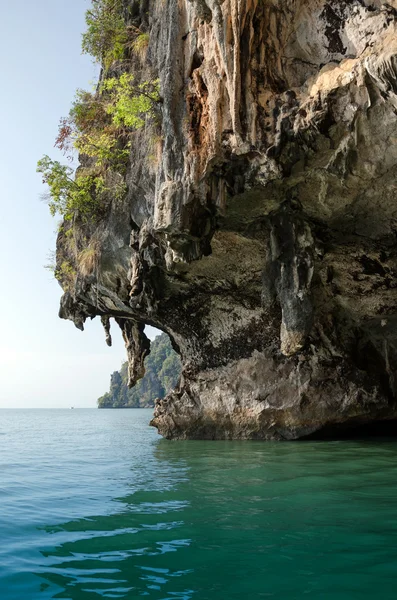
1;408;397;599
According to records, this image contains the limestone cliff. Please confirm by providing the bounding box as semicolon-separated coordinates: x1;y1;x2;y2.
98;333;181;408
57;0;397;439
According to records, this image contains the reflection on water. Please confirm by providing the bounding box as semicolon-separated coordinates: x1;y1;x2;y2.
38;438;397;599
38;438;194;599
2;410;397;599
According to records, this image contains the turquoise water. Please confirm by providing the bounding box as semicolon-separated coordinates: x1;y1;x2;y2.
1;410;397;599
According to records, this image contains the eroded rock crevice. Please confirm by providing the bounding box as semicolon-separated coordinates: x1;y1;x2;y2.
57;0;397;438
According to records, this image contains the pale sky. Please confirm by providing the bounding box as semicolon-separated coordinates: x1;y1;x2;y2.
0;0;158;408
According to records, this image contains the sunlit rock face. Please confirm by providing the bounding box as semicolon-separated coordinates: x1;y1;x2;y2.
58;0;397;439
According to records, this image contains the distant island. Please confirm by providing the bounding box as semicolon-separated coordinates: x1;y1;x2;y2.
97;334;181;408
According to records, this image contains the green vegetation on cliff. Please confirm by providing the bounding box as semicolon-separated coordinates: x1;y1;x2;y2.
98;333;181;408
37;0;159;225
81;0;126;68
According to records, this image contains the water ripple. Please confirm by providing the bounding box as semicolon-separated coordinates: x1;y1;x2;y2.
2;410;397;598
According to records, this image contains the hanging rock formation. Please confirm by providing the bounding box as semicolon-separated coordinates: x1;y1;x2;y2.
58;0;397;438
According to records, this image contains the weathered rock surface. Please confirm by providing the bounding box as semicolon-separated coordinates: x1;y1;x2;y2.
58;0;397;438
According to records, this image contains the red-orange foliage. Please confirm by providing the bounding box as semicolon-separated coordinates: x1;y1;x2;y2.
54;117;73;158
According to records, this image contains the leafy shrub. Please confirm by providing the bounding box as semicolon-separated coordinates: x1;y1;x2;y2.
53;75;159;169
82;0;126;68
82;1;151;68
55;89;125;168
102;73;160;129
37;156;104;220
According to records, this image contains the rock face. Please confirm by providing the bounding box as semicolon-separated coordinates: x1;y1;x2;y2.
58;0;397;438
97;333;181;408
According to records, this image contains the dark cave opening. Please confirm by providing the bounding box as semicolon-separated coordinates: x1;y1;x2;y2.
301;419;397;441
